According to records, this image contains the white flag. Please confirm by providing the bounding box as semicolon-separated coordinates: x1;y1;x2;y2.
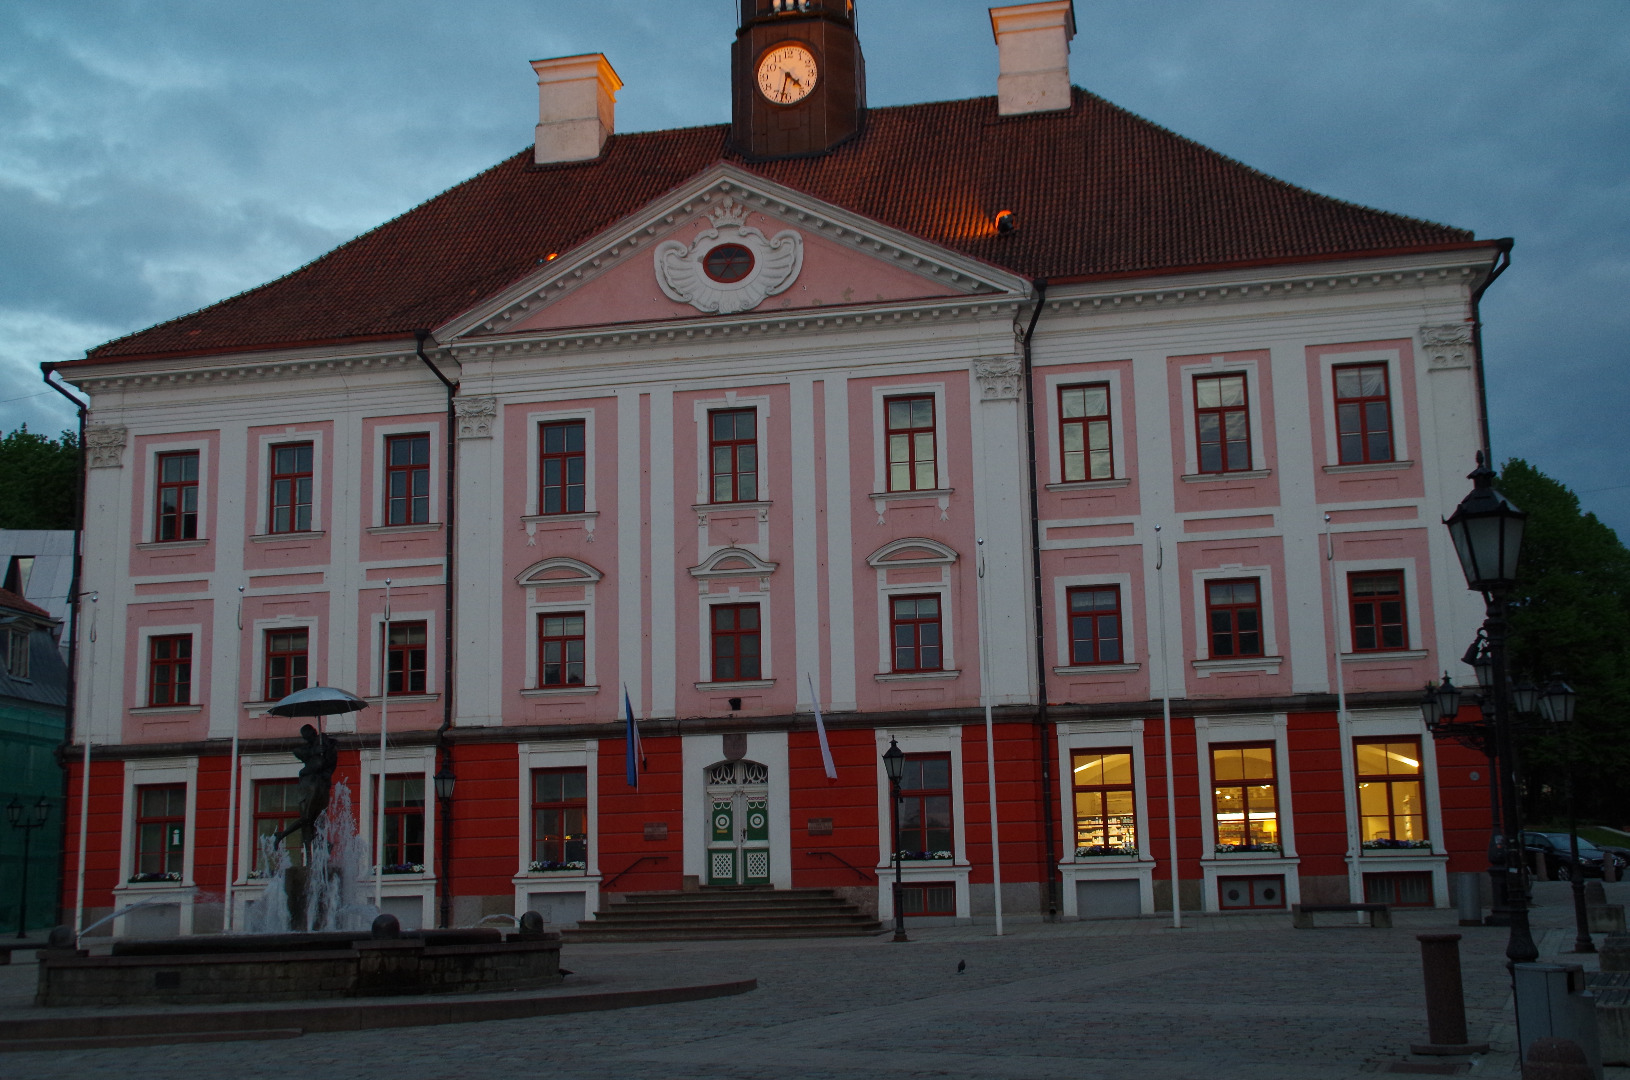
808;674;837;780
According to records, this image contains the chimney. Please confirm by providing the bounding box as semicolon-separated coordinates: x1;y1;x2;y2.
989;2;1076;116
530;53;622;165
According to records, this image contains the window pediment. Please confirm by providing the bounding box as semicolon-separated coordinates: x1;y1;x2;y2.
866;537;959;568
516;557;603;587
689;547;779;579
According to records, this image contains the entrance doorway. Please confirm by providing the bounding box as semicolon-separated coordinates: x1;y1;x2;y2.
705;759;770;886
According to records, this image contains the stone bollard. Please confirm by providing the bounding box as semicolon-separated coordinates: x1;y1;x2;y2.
371;913;401;939
1523;1037;1595;1080
517;910;546;938
1411;934;1490;1054
1603;934;1630;973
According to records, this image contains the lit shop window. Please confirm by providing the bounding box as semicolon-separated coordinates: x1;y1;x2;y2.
1211;745;1279;852
1072;750;1136;856
1355;740;1426;846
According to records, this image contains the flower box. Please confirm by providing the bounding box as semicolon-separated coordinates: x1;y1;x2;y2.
1075;844;1138;858
381;863;425;875
528;860;587;873
127;871;183;884
1214;842;1281;855
893;850;952;861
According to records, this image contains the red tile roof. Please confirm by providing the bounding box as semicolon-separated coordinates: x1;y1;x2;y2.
0;588;50;619
82;90;1479;364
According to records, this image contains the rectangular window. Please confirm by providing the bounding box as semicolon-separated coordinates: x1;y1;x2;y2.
538;612;586;687
890;595;942;673
264;628;309;702
134;784;186;878
2;627;28;679
385;621;427;696
1363;871;1433;907
1349;571;1407;652
531;768;588;868
268;442;313;534
1334;363;1393;464
1206;579;1263;658
708;409;758;504
1072;750;1136;853
1060;383;1113;482
148;634;193;706
1218;875;1286;909
1211;744;1279;850
252;779;304;871
539;421;586;515
1067;586;1122;665
710;603;761;682
1355;739;1425;844
1193;373;1251;473
897;753;953;858
885;395;937;492
373;775;425;870
155;451;200;541
898;881;957;916
384;434;431;525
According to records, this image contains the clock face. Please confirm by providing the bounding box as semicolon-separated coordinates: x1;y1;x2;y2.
756;43;818;106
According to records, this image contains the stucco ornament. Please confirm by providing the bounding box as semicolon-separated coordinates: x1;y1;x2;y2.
974;356;1023;401
455;396;497;439
653;197;803;315
1421;324;1474;369
85;424;127;468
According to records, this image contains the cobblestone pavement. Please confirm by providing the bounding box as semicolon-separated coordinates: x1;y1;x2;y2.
5;881;1628;1080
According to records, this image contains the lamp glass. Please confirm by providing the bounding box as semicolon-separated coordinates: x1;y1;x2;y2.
1420;685;1441;730
1541;677;1576;725
1434;675;1461;722
1512;678;1540;716
31;795;48;827
882;738;905;783
4;798;19;828
434;767;456;801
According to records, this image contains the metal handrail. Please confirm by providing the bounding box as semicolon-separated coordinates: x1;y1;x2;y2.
601;855;669;892
805;850;874;881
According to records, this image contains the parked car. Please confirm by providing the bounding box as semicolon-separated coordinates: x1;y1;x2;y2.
1522;831;1628;880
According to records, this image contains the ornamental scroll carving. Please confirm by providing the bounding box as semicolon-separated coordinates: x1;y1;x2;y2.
455;396;497;439
85;425;127;468
974;356;1023;401
1421;324;1474;369
654;197;803;315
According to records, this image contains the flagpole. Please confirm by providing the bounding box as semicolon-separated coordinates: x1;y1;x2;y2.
977;539;1004;937
223;584;245;931
1326;514;1362;906
1156;526;1181;930
375;579;391;915
73;593;97;940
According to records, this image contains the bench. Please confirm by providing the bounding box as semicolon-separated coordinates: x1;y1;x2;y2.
1292;903;1392;928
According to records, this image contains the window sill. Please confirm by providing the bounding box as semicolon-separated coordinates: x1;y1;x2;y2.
515;870;599;880
1181;470;1270;483
1206;851;1297;861
694;679;775;691
874;669;961;683
521;685;601;698
1045;478;1130;492
690;500;772;514
867;488;954;502
115;880;193;892
521;511;599;524
1322;459;1414;475
362;693;440;705
1192;656;1283;675
1053;663;1140;676
1341;649;1429;662
1357;847;1440;858
250;530;325;544
136;539;208;551
131;704;202;716
366;522;442;535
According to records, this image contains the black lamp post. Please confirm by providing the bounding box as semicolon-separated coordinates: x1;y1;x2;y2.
6;796;50;939
1443;453;1536;966
1422;671;1508;925
1536;674;1594;954
882;738;907;943
434;757;455;929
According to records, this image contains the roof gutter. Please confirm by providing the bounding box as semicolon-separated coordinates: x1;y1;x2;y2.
1468;238;1514;459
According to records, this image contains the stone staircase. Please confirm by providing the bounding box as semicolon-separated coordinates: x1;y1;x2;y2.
561;887;882;942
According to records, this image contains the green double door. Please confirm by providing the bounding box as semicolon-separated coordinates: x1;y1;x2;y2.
705;760;771;886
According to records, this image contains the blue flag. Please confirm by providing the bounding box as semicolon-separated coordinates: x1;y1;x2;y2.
624;685;642;789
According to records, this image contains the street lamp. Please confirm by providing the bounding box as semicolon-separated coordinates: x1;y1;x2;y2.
7;795;50;939
1535;674;1594;954
882;738;907;943
1443;453;1536;966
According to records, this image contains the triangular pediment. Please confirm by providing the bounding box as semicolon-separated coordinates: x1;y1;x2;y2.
440;164;1029;342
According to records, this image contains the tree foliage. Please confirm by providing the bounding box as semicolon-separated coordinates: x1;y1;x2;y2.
0;426;79;531
1499;458;1630;825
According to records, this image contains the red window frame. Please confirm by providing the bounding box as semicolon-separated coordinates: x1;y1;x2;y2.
1071;750;1137;852
1059;383;1113;482
252;778;303;871
890;594;943;673
898;881;957;916
384;433;431;526
531;768;588;866
134;783;186;877
710;603;761;682
385;620;427;696
1067;585;1122;665
1218;874;1286;910
1205;578;1263;658
264;628;309;701
885;395;937;492
1211;743;1279;849
896;753;953;858
373;775;425;869
708;408;758;504
1355;739;1426;844
155;450;200;541
537;612;586;687
148;634;193;706
268;441;313;534
1349;570;1407;652
1333;363;1394;465
1193;373;1252;474
538;421;586;515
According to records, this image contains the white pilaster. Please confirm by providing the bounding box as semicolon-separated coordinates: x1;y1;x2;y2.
617;389;644;711
822;376;855;711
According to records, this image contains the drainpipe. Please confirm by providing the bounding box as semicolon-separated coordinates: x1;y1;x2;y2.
1018;280;1058;920
40;364;88;932
1468;238;1513;460
412;332;458;928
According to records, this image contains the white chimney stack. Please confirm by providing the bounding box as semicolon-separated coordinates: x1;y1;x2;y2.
989;2;1076;116
530;53;622;165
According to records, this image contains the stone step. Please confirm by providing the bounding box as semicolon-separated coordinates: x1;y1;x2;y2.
566;887;880;942
618;888;845;903
603;900;856;915
563;925;882;943
586;913;880;929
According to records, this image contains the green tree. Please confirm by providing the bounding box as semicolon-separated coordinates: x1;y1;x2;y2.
1499;459;1630;825
0;426;78;531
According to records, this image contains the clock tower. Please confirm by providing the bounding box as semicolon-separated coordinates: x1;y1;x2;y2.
731;0;866;160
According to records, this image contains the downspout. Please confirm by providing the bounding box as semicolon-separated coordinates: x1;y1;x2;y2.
413;331;458;928
40;363;87;930
1019;280;1057;919
1468;238;1513;459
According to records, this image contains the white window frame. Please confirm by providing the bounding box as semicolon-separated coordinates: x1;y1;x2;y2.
1052;572;1139;672
1055;721;1154;919
526;408;599;517
1193;714;1302;912
356;744;438;879
1190;566;1280;669
1317;347;1411;466
248;616;320;705
366;608;438;698
693;392;772;506
1336;557;1426;658
874;726;970;923
232;753;305;887
133;623;203;711
1177;357;1268;478
871;382;951;494
140;438;212;544
1044;368;1130;485
371;421;442;528
697;587;773;687
513;740;601;883
115;756;200;938
253;429;325;537
1346;707;1451;907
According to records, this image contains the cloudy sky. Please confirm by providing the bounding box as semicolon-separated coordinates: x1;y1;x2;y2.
3;1;1626;536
